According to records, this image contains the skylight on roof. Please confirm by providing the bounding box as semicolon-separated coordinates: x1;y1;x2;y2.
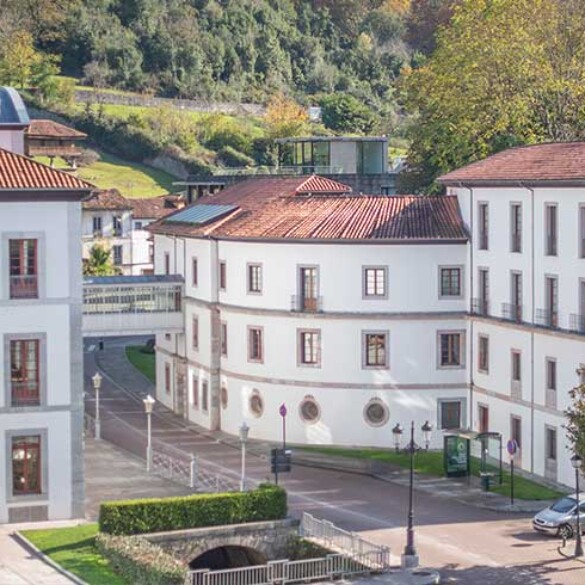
165;204;238;225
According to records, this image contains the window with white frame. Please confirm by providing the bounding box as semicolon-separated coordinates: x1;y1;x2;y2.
440;267;462;297
298;329;321;366
363;267;387;298
363;331;388;368
248;263;262;293
438;332;463;368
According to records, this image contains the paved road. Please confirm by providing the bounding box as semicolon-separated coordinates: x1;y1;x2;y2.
84;336;585;584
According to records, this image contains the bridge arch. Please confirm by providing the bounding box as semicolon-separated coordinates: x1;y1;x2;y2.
189;545;267;570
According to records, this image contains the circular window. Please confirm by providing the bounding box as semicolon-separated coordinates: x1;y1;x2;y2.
249;390;264;417
364;399;389;427
299;395;321;424
220;386;228;409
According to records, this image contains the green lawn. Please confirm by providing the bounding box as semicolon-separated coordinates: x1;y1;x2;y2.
302;446;565;501
125;345;156;383
21;524;126;585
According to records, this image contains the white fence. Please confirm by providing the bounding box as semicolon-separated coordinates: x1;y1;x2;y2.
188;551;388;585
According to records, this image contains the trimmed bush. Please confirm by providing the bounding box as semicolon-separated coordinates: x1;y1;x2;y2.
99;484;287;536
96;533;185;585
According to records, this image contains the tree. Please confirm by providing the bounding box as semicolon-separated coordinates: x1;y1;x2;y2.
264;92;310;139
566;383;585;461
0;30;42;88
83;243;121;276
402;0;585;193
320;93;377;134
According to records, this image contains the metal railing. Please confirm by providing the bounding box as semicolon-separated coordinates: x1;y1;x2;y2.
535;308;559;329
502;303;523;323
569;314;585;334
188;551;387;585
83;285;182;314
84;413;96;438
211;165;346;177
471;298;489;316
9;275;38;299
290;295;323;312
299;512;390;565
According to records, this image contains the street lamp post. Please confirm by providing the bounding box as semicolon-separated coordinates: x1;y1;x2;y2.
92;372;102;440
571;454;583;557
143;394;155;472
401;421;421;569
239;421;250;492
392;423;403;453
421;421;433;451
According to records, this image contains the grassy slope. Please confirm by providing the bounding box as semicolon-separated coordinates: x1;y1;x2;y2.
21;524;126;585
303;446;565;501
125;345;156;383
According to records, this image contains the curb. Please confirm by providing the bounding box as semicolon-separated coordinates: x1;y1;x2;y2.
13;531;89;585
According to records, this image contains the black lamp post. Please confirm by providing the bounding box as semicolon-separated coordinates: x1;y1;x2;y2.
421;421;433;451
571;453;583;557
392;423;403;453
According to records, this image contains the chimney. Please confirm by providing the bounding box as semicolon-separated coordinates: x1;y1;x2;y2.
0;87;30;155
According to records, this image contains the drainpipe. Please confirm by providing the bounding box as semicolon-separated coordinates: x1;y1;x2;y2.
209;237;221;431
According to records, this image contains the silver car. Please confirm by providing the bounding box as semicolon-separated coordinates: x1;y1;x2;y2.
532;493;585;539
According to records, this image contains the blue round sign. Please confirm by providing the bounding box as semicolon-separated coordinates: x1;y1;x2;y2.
507;439;518;456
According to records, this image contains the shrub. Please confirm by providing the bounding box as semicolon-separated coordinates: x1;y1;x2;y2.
99;484;287;536
218;145;255;168
96;533;186;585
77;148;101;167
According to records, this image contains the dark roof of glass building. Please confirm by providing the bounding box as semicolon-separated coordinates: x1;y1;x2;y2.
0;87;30;126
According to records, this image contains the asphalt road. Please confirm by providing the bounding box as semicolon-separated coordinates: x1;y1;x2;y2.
84;336;585;585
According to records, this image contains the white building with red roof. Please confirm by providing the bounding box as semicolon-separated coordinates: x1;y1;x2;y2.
0;87;93;522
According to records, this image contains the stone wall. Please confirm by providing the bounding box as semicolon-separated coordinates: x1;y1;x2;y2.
144;519;299;565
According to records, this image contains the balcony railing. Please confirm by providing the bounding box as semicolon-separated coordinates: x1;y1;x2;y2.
502;303;523;323
113;228;123;237
9;275;38;299
291;295;323;312
511;233;522;253
569;314;585;334
535;308;559;329
471;298;489;316
11;381;40;407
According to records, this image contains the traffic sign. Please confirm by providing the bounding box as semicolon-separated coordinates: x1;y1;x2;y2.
507;439;519;457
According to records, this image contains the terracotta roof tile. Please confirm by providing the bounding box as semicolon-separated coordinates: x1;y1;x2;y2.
83;189;132;210
130;194;185;218
26;119;87;140
0;147;94;190
439;142;585;184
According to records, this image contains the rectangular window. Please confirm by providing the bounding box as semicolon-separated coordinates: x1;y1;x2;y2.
192;258;198;287
248;327;263;362
510;203;522;253
477;268;489;315
219;261;227;291
439;332;463;367
113;216;123;237
580;205;585;258
510;271;522;321
478;404;489;433
546;358;557;390
12;435;41;495
202;380;209;412
440;401;462;429
192;375;199;409
299;330;321;366
135;221;143;230
363;332;388;368
112;245;122;266
192;316;198;350
546;427;557;460
511;416;522;448
545;276;558;327
10;339;40;407
92;216;102;236
440;267;461;298
364;267;387;298
220;322;227;356
9;239;38;299
478;335;489;373
248;264;262;294
478;202;489;250
299;266;318;311
511;350;521;382
545;204;558;256
164;252;170;275
165;363;171;394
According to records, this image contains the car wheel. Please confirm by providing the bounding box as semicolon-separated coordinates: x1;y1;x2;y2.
558;524;574;540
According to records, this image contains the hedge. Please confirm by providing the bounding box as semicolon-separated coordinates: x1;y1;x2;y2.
96;533;186;585
99;484;287;535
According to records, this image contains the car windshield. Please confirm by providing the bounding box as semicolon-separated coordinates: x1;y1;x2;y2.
550;497;577;513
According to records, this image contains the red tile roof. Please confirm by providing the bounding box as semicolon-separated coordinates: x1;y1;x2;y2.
130;194;185;219
83;189;132;210
149;176;467;241
0;147;94;190
439;142;585;185
26;119;87;140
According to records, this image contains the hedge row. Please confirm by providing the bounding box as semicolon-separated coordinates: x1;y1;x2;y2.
96;533;186;585
99;484;287;535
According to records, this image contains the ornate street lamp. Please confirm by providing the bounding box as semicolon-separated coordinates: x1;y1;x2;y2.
571;453;583;557
92;372;102;440
239;421;250;492
143;394;155;472
421;421;433;451
392;423;403;453
402;421;421;569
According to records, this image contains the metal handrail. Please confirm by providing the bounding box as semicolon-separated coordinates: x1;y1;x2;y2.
471;298;489;316
502;303;522;322
535;308;559;329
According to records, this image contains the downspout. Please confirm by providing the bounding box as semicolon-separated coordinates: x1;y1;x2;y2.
209;237;221;431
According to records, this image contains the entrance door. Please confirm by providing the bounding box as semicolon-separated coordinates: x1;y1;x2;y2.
478;404;489;434
300;267;318;311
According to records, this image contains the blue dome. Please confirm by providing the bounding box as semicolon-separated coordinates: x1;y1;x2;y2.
0;87;30;126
